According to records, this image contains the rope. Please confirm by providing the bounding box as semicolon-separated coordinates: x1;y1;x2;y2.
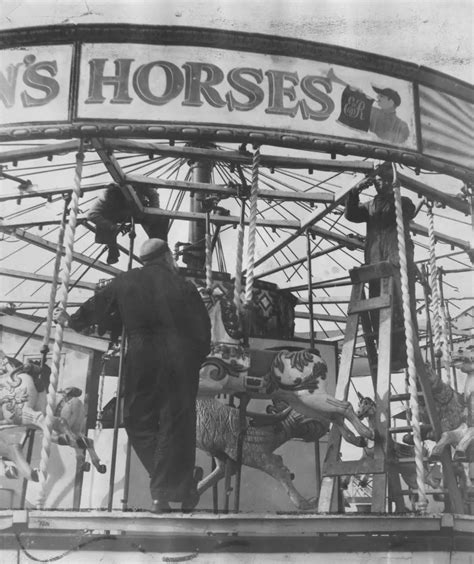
37;147;84;509
205;211;213;291
426;202;444;364
233;203;245;312
392;164;427;513
244;146;260;305
41;198;70;359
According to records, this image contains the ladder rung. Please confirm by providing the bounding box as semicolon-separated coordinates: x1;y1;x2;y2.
348;295;391;315
389;425;431;433
400;489;447;496
390;393;424;402
396;457;430;464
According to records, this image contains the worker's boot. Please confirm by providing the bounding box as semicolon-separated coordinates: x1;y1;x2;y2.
151;499;172;514
106;245;120;265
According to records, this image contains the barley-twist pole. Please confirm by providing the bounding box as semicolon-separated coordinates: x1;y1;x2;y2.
205;211;213;291
426;202;444;365
392;164;427;513
244;147;260;305
233;203;246;312
37;148;84;509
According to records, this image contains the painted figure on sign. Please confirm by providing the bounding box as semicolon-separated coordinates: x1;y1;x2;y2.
327;68;410;145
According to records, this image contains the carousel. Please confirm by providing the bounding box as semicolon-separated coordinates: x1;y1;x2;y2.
0;22;473;562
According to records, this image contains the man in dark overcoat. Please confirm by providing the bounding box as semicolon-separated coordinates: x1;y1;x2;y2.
54;239;211;512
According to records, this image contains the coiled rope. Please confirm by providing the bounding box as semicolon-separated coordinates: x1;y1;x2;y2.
37;147;84;508
392;163;427;513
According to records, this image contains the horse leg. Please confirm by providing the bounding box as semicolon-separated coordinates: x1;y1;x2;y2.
75;435;107;474
431;424;467;458
328;398;375;441
197;456;227;495
5;444;38;482
258;453;318;511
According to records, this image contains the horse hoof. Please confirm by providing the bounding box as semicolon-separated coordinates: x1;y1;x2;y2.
5;467;18;479
31;469;39;482
82;462;91;472
98;464;107;474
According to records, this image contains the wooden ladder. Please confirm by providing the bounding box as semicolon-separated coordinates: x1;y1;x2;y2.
317;261;464;513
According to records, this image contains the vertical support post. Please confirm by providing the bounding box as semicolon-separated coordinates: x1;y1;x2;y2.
306;230;321;491
183;150;214;270
37;145;84;509
392;167;427;513
108;219;136;512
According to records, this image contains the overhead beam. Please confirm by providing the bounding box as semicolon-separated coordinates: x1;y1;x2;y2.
0;227;121;277
104;139;375;173
142;206;300;229
297;296;351;304
410;221;471;252
284;276;352;292
0;183;106;203
0;140;81;164
295;311;347;323
399;173;470;215
127;173;334;204
255;244;344;279
0;266;97;291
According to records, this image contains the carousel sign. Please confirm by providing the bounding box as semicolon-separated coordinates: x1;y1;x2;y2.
0;25;472;176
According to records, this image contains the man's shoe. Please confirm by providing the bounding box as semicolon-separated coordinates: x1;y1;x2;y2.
151;500;172;514
106;246;120;265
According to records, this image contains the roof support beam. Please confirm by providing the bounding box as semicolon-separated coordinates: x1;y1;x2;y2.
104;139;375;173
0;227;120;277
399;173;470;215
255;244;344;279
295;312;347;323
127;173;334;204
0;266;96;291
0;141;81;164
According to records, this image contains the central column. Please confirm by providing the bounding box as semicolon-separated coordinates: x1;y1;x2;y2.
182;145;215;270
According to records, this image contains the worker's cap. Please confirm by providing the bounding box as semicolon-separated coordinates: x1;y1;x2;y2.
372;86;401;107
139;238;170;263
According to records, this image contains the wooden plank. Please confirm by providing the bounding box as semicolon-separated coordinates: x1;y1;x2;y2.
295;312;347;323
128;173;334;204
323;457;385;476
350;261;394;283
410;221;470;252
370;275;393;513
348;294;391;314
0;183;105;203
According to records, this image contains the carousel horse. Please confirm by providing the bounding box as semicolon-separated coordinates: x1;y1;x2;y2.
198;290;374;447
353;394;445;510
0;353;106;482
196;397;327;510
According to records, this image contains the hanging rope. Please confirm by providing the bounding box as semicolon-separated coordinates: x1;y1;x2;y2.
205;211;213;291
426;201;444;361
233;202;246;313
244;146;260;305
41;197;70;362
392;163;427;513
37;146;84;509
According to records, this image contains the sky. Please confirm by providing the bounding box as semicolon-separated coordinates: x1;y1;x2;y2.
0;0;472;82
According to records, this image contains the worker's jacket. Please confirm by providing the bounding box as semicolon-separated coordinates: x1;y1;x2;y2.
69;264;211;412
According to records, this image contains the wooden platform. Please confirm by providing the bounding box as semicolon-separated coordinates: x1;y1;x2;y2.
1;510;473;562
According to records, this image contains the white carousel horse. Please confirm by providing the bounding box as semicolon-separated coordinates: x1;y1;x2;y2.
198;291;374;447
0;353;106;482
